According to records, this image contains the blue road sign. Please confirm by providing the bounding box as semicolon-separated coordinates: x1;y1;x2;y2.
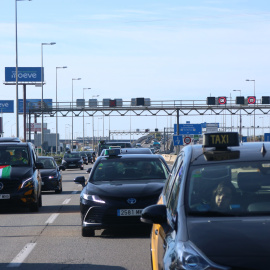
173;135;183;146
264;133;270;142
174;124;202;135
18;99;52;114
0;100;14;113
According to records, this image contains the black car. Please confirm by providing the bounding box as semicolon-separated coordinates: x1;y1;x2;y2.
74;148;170;237
0;139;43;212
37;156;65;194
62;152;84;170
141;132;270;270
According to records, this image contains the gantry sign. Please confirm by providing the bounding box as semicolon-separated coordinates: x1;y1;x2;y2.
28;96;270;119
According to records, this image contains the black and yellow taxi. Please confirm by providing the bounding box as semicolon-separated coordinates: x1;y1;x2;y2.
74;148;170;237
141;132;270;270
0;138;43;212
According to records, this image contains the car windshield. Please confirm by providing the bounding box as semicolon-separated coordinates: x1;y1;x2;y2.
38;158;56;169
90;158;169;182
186;161;270;217
64;153;80;158
0;146;29;166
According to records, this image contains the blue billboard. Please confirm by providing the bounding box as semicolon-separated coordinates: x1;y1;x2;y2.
5;67;44;82
174;124;202;135
0;100;14;113
18;99;52;114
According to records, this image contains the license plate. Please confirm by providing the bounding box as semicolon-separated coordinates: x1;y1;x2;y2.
0;194;10;199
69;164;76;166
117;209;142;216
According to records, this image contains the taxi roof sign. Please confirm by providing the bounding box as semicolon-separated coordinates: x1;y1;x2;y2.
203;132;239;149
104;148;121;156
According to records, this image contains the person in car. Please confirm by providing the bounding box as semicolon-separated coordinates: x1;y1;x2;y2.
12;149;28;164
211;181;234;211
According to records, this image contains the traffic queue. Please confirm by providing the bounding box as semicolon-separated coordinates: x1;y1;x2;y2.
2;133;270;270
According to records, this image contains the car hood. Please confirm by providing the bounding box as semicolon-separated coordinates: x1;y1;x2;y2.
8;166;33;180
40;169;57;176
86;180;164;197
63;158;81;162
187;217;270;269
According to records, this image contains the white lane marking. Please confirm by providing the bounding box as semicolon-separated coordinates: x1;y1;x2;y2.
72;190;78;194
8;243;36;267
62;198;71;205
45;213;59;224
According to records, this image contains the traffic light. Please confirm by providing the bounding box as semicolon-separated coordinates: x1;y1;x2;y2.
109;99;116;107
218;96;227;105
207;97;216;105
262;96;270;104
236;96;245;105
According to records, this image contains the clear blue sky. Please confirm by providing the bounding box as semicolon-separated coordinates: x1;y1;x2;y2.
1;0;270;139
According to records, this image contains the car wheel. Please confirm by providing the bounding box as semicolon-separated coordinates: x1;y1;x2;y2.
82;227;95;237
29;199;39;212
38;194;42;207
80;167;84;170
55;188;62;194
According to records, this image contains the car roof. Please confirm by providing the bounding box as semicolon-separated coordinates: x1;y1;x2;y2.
120;148;152;154
100;153;164;160
0;137;22;143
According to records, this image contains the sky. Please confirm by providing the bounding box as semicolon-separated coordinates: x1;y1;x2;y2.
1;0;270;141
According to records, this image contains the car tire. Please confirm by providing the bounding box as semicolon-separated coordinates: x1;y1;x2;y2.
55;187;62;194
82;227;95;237
38;194;42;207
80;167;84;170
29;199;39;212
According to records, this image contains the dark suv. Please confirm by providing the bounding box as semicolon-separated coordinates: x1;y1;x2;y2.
62;151;84;170
0;138;43;212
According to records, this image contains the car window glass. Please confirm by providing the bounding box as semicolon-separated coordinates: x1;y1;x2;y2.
164;154;183;201
186;161;270;216
38;158;56;169
91;158;169;182
0;146;29;166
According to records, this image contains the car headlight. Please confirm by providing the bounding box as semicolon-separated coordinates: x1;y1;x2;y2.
49;174;58;179
169;241;228;270
82;194;105;204
62;160;67;164
21;177;34;189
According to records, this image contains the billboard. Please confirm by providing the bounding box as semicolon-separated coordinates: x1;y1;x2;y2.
0;100;14;113
18;99;52;114
5;67;44;82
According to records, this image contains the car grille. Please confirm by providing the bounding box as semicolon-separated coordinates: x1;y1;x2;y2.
0;179;21;193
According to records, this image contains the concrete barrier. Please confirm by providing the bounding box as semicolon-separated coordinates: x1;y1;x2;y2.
162;154;177;164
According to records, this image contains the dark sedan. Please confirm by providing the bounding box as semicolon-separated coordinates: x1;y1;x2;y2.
74;149;170;237
62;152;84;170
37;156;65;194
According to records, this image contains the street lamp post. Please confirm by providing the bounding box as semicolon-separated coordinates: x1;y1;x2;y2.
91;95;99;150
71;78;81;151
41;42;56;153
233;90;242;141
246;79;256;141
15;0;31;138
56;66;67;154
83;88;91;149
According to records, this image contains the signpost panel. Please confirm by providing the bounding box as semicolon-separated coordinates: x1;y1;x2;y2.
173;135;183;146
0;100;14;113
18;99;52;114
5;67;43;82
264;133;270;142
174;124;202;135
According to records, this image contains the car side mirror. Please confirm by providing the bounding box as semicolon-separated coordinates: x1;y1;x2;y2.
74;176;86;187
35;162;44;169
141;204;167;225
